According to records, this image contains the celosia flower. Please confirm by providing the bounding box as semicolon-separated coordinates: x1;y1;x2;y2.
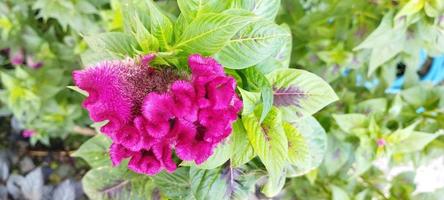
74;53;242;175
22;129;36;138
26;56;43;69
9;49;24;65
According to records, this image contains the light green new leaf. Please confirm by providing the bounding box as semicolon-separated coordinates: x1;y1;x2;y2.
390;131;444;154
84;32;138;58
243;67;273;123
330;185;350;200
215;21;291;69
230;120;255;167
127;14;159;53
174;13;253;55
354;12;406;75
395;0;426;19
67;86;88;97
238;88;261;115
267;69;338;117
72;134;111;167
242;107;288;197
145;0;174;50
230;0;281;21
333;114;368;133
83;166;154;200
286;116;327;177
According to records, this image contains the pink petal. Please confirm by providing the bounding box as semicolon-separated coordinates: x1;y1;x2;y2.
128;150;162;175
110;143;134;166
188;54;224;77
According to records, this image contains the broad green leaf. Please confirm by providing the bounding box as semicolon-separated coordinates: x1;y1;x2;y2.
174;13;253;55
242;106;288;197
190;167;227;200
286;116;327;177
177;0;229;21
353;137;375;176
83;166;153;200
390;131;444;154
356;98;388;114
284;122;309;168
72;134;111;167
230;120;255;167
267;69;338;117
215;21;291;69
154;166;257;200
145;0;174;50
333;114;368;133
238;88;260;115
323;135;352;176
153;168;192;199
84;32;138;58
230;0;281;21
255;24;292;74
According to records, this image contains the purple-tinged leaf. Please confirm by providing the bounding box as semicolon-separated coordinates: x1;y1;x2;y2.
273;86;306;107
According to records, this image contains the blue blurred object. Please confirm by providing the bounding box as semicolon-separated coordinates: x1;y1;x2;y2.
386;50;444;93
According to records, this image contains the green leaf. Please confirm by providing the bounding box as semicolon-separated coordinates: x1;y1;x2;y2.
323;135;352;176
152;168;192;199
354;12;406;75
145;0;174;50
215;21;291;69
395;0;425;19
238;88;261;115
243;67;273;123
390;131;444;154
333;114;368;133
242;106;288;197
285;116;327;177
72;134;111;167
177;0;229;22
230;120;255;167
33;0;99;34
67;86;88;97
356;98;388;114
174;13;253;55
154;166;258;200
127;13;159;52
84;32;139;58
267;69;338;117
83;165;153;200
330;185;350;200
255;24;292;74
230;0;281;21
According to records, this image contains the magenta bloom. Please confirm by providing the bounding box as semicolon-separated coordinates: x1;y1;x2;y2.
9;49;24;65
26;56;43;69
22;129;36;138
74;54;242;175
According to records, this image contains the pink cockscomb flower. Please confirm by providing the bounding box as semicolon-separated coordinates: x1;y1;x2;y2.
22;129;37;138
74;53;242;175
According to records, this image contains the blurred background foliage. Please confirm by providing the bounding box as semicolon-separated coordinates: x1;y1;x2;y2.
0;0;443;199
